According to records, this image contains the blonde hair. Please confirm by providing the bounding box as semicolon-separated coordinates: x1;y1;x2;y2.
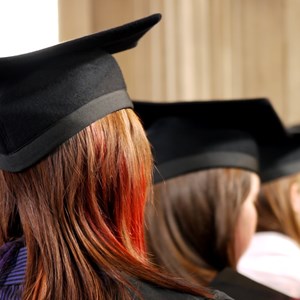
257;174;300;245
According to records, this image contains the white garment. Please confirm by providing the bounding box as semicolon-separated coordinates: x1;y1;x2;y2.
237;232;300;298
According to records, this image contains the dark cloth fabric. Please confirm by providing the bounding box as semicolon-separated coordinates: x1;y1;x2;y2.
132;280;234;300
0;239;26;300
211;268;292;300
0;241;233;300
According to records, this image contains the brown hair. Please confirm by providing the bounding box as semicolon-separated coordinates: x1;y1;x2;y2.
257;174;300;244
0;109;211;299
145;168;252;286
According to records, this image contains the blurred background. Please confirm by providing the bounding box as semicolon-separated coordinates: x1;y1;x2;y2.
1;0;300;126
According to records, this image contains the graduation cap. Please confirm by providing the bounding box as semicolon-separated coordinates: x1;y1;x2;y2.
0;13;161;172
133;99;287;183
260;126;300;183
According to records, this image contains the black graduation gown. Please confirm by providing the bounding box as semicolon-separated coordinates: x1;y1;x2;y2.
211;268;292;300
134;280;234;300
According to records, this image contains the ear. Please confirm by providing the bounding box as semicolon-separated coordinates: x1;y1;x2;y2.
290;182;300;214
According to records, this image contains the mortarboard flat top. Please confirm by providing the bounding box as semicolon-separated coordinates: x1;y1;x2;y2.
0;14;161;172
134;99;287;183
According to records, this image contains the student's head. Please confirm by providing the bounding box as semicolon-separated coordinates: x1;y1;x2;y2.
0;108;152;252
1;108;165;300
148;168;259;286
134;99;285;286
256;132;300;244
0;14;201;300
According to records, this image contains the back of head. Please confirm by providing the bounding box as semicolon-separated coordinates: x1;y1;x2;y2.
0;14;216;300
257;174;300;244
0;109;154;299
134;99;282;286
257;127;300;244
146;167;252;286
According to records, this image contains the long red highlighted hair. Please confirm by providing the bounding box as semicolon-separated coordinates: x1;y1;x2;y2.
0;109;211;299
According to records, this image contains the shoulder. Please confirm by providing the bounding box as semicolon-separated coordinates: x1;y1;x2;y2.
0;240;26;300
238;232;300;277
211;268;290;300
213;289;235;300
132;280;233;300
133;280;204;300
0;242;26;286
245;232;300;254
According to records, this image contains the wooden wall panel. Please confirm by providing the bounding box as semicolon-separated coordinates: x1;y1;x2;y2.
241;0;285;120
162;0;178;100
149;1;166;100
58;0;94;40
194;0;212;99
58;0;300;125
285;0;300;126
231;0;244;98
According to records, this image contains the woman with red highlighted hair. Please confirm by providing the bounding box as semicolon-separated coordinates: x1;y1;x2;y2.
0;14;230;300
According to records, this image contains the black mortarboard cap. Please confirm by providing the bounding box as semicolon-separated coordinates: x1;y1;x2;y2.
260;125;300;182
134;99;287;183
0;14;161;172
